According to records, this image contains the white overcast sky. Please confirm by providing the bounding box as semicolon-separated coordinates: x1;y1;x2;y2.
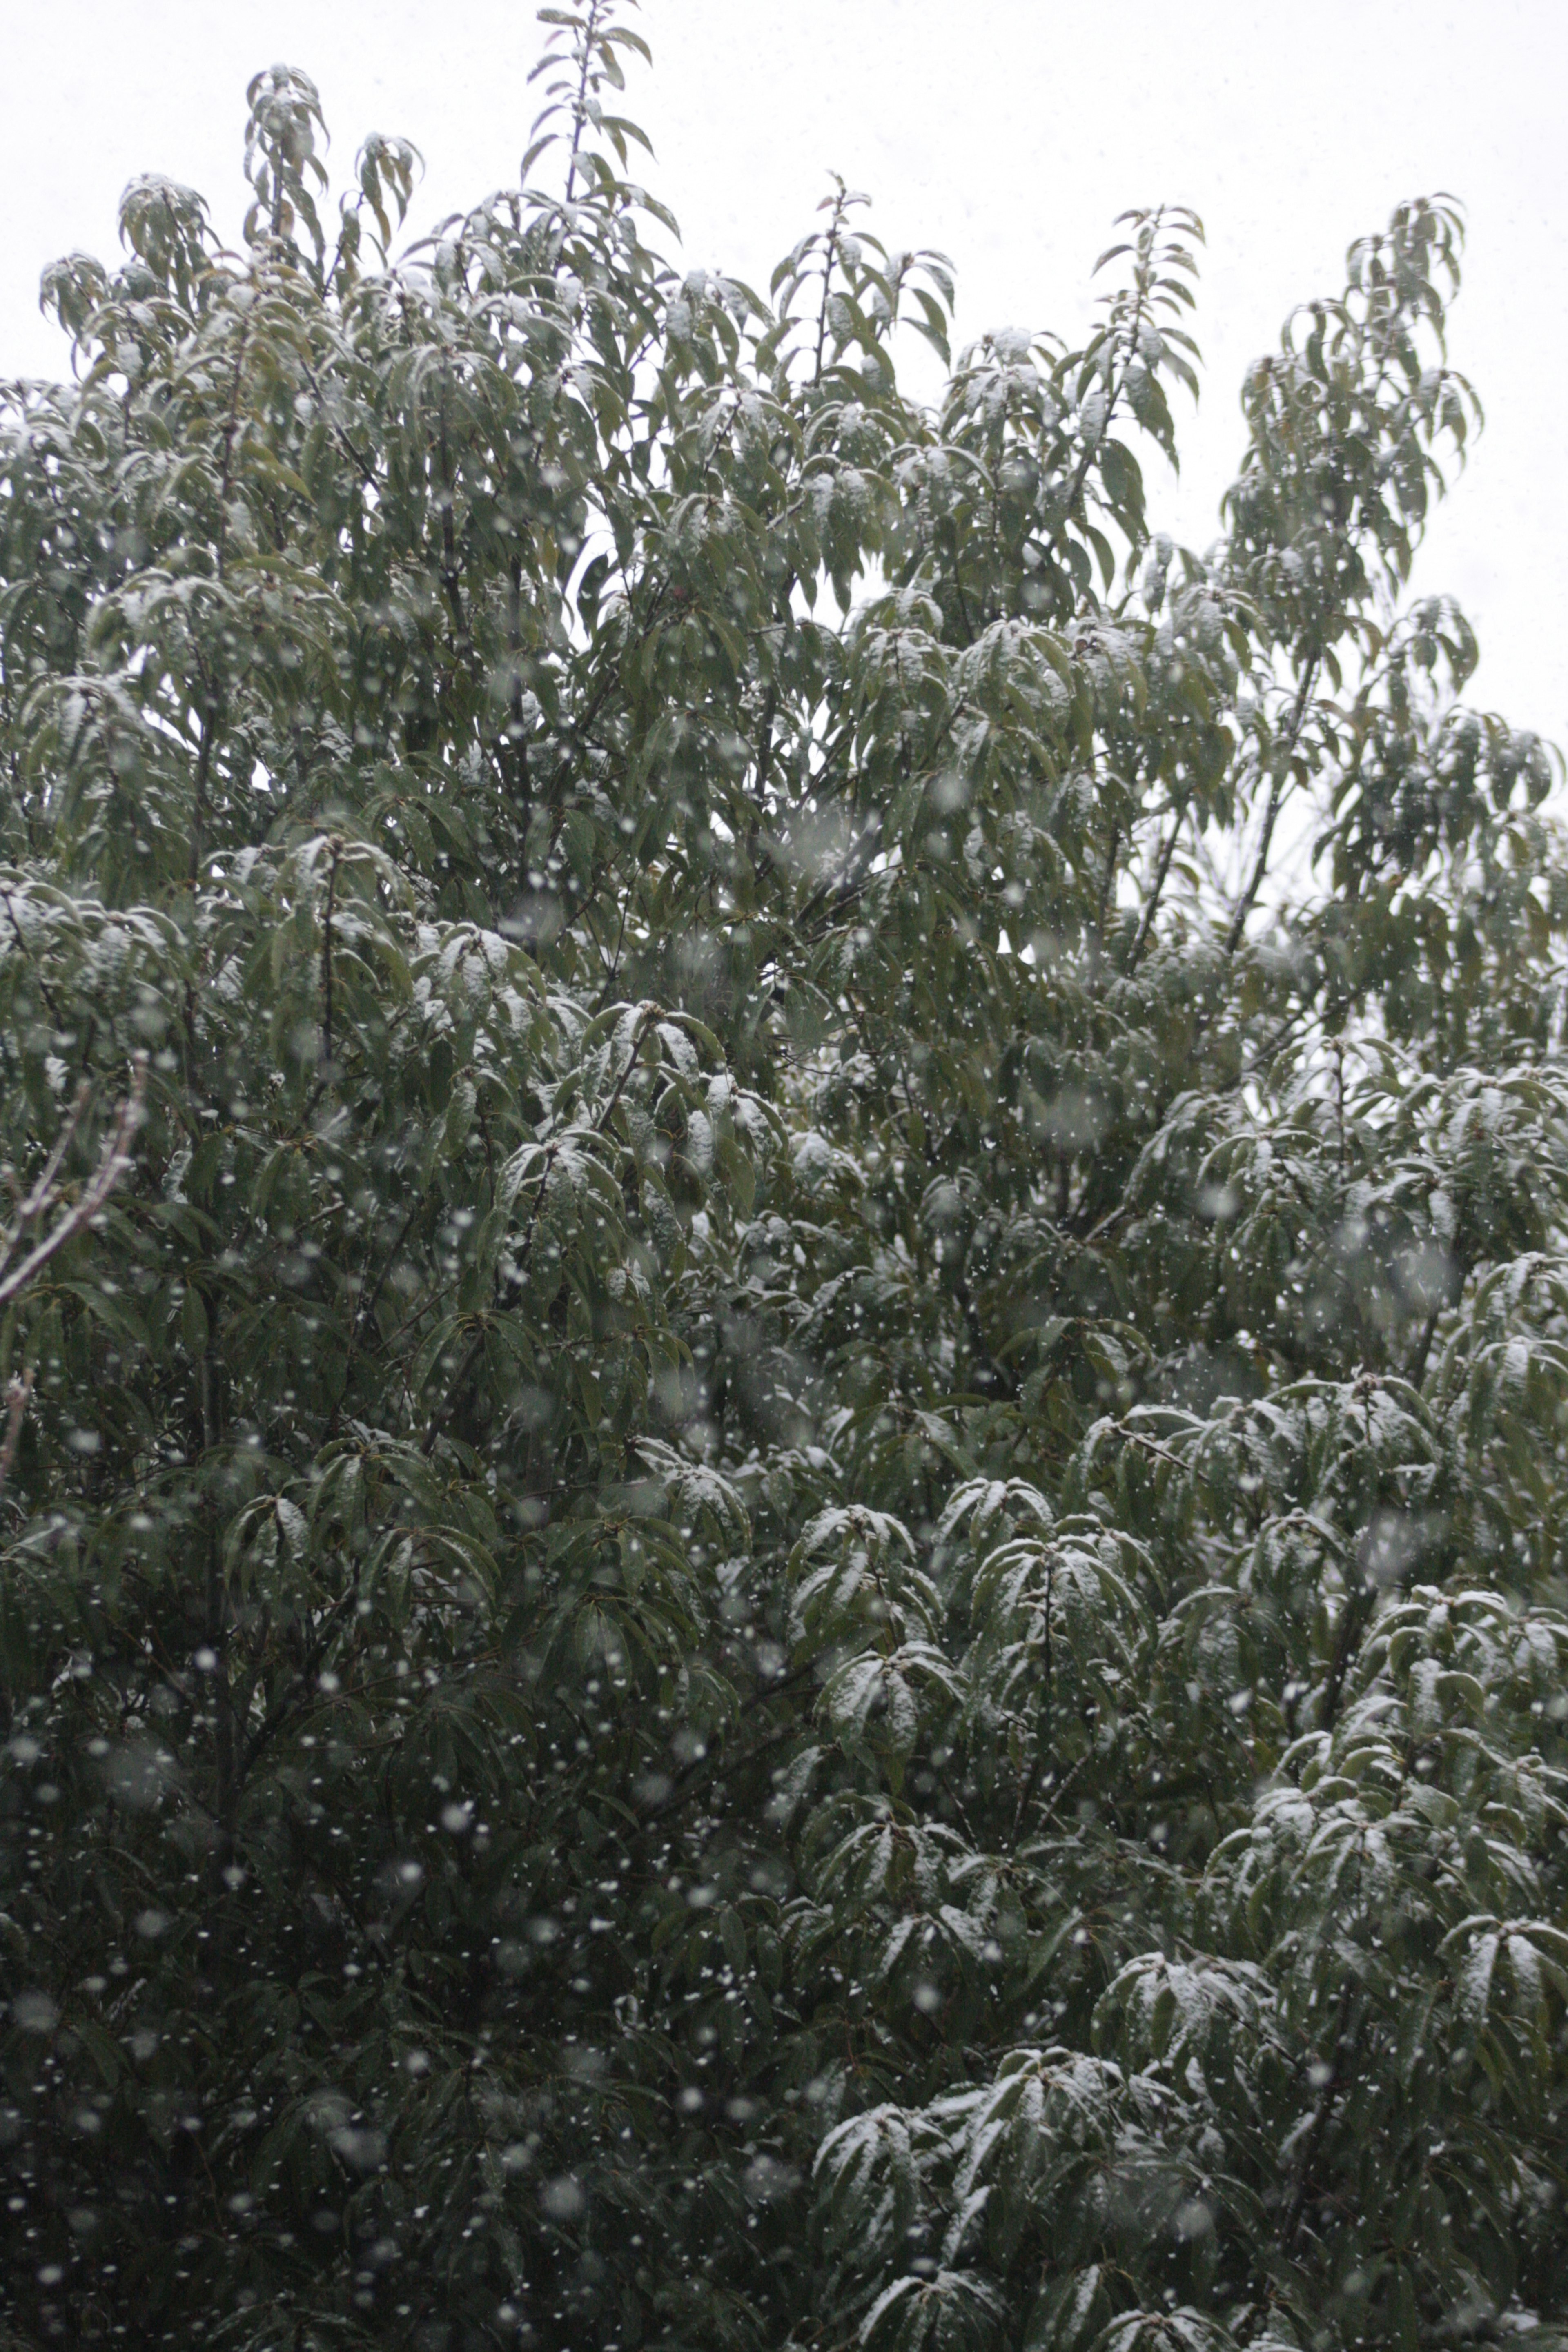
2;0;1564;743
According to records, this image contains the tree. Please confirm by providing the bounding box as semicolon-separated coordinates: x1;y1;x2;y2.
2;7;1566;2348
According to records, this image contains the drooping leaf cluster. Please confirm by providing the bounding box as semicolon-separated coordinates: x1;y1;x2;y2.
2;9;1567;2351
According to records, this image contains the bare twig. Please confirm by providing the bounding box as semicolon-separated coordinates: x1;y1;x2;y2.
0;1368;36;1507
0;1058;147;1314
0;1062;144;1506
0;1080;94;1279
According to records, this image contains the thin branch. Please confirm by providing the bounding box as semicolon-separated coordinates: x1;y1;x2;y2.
354;1195;424;1352
813;183;848;386
1318;1577;1372;1735
0;1079;94;1280
1056;217;1165;551
185;316;252;889
1404;1300;1442;1393
1280;1975;1359;2249
1009;1561;1055;1847
437;391;472;657
236;1581;363;1784
0;1368;36;1508
591;1003;659;1140
1224;657;1319;958
0;1059;146;1314
636;1659;821;1827
501;553;534;846
592;893;633;1015
419;1009;659;1456
1124;793;1190;977
1095;818;1121;948
320;836;342;1074
187;699;218;890
564;0;606;206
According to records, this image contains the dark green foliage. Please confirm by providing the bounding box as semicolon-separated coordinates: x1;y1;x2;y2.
2;10;1567;2350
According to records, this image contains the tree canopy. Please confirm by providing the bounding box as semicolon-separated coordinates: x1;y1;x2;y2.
2;8;1567;2350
